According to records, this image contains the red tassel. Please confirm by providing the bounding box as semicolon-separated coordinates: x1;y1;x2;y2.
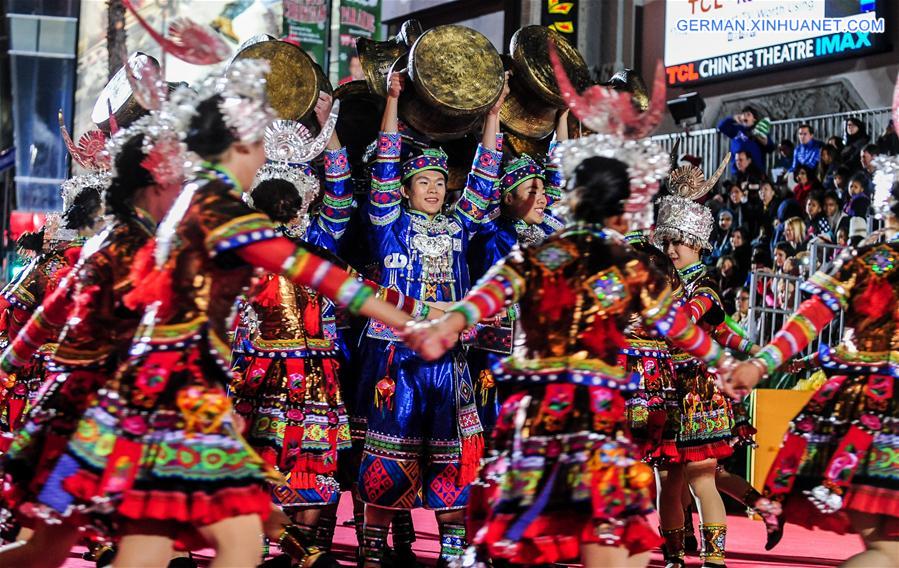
855;276;894;321
539;277;577;321
63;246;82;267
252;275;283;308
7;398;25;430
580;317;628;360
123;240;175;320
458;433;484;485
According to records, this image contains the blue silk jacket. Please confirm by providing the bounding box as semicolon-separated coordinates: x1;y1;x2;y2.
367;132;503;341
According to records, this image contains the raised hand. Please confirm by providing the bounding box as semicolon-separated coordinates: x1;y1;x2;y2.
488;71;511;116
387;69;406;99
314;91;334;128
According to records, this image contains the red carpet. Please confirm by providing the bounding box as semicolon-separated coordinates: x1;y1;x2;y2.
60;491;864;567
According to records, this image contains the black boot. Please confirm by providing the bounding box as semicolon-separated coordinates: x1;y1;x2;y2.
360;524;390;567
659;526;686;568
683;505;699;554
391;509;418;566
279;524;340;568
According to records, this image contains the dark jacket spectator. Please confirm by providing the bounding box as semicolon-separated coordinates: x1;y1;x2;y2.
840;117;870;173
758;180;780;235
729;227;753;283
844;172;871;217
877;119;899;156
817;144;840;190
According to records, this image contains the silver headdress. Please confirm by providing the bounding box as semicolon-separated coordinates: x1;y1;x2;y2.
167;60;277;144
654;152;731;251
871;73;899;218
548;41;670;227
246;102;341;236
103;55;193;191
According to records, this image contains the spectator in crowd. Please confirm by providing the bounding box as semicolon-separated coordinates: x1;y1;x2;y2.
774;242;795;272
844;172;871;217
804;190;834;242
792;164;823;208
783;216;808;252
710;208;735;263
773;139;794;179
716;254;743;312
731;286;752;331
840;117;870;173
758;180;781;234
832;165;851;201
734;149;766;188
817;144;840;189
860;143;879;190
729;227;753;283
823;190;844;234
835;218;850;248
792;123;823;171
728;182;761;236
826;135;845;154
877;119;898;156
771;198;803;255
717;106;775;175
849;216;868;247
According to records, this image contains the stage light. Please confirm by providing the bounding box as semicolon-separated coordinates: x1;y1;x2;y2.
667;92;706;127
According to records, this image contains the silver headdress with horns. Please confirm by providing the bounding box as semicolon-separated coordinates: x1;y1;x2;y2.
548;41;670;228
58;112;111;211
654;152;731;251
246;102;341;236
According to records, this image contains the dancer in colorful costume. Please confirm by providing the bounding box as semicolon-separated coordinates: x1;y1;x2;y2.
0;156;106;437
356;69;506;567
13;60;411;567
724;76;899;568
0;106;183;566
404;149;738;567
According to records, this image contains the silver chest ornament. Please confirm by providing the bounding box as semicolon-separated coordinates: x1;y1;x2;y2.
515;221;545;247
409;215;455;285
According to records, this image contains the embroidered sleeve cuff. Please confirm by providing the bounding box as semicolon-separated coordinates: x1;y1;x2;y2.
205;213;279;256
472;144;502;178
800;273;848;313
324;147;351;181
377;132;402;160
449;302;482;328
495;133;504;152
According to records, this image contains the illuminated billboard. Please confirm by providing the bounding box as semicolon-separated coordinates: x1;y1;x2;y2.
663;0;888;87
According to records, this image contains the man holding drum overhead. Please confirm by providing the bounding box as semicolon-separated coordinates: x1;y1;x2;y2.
355;24;509;567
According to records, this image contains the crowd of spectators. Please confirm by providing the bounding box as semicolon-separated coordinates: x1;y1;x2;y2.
706;107;899;321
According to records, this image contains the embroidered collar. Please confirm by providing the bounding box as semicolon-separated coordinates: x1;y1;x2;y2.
198;162;242;199
678;261;705;283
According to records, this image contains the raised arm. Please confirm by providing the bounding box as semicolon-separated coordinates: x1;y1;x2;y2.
307;147;354;249
455;76;508;231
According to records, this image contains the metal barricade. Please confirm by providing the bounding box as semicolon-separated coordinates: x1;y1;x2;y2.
747;267;845;360
651;107;891;178
807;240;842;275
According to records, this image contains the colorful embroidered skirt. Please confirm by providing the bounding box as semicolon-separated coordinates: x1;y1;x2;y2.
357;339;482;511
621;341;679;463
30;343;271;545
764;373;899;537
470;383;661;564
670;360;734;463
1;368;108;526
231;353;350;507
0;355;51;443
